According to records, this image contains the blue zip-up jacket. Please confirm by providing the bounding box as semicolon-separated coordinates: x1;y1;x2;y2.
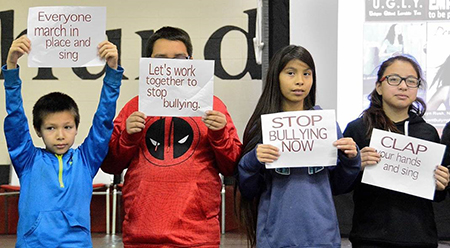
3;64;123;248
238;106;361;248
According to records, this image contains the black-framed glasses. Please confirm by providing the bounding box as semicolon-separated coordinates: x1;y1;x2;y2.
154;55;191;60
380;74;421;88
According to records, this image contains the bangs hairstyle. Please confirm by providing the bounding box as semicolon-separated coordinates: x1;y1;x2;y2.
376;54;423;86
32;92;80;130
144;26;193;57
363;54;426;137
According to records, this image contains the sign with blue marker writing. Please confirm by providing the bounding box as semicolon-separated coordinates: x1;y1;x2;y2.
139;58;214;117
27;6;106;67
261;110;337;169
362;128;445;200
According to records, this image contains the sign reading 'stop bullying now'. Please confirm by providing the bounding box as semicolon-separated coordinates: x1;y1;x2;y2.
261;109;338;169
27;6;106;67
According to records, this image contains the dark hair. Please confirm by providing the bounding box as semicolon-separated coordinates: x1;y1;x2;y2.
430;54;450;89
385;24;397;45
236;45;316;247
32;92;80;130
363;55;425;137
144;26;193;57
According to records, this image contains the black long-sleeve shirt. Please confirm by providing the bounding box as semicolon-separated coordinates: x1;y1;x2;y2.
344;113;444;248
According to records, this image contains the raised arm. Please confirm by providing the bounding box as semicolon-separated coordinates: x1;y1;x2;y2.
79;41;123;177
7;35;30;69
3;35;35;176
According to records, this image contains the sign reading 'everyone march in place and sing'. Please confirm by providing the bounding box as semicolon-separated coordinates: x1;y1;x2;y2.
139;58;214;117
28;6;106;67
261;110;337;169
362;128;445;200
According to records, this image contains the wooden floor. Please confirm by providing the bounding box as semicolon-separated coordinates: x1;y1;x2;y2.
0;232;249;248
1;233;450;247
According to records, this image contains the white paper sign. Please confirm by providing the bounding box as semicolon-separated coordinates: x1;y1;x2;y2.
139;58;214;117
362;128;445;200
27;6;106;67
261;110;337;168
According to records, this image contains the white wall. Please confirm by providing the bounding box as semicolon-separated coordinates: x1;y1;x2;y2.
0;0;262;164
337;0;365;127
290;0;364;129
290;0;339;113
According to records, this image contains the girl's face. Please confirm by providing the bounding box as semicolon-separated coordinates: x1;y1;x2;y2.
279;59;313;111
376;60;418;115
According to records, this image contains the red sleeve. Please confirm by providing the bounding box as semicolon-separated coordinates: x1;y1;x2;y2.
101;96;144;174
207;96;243;176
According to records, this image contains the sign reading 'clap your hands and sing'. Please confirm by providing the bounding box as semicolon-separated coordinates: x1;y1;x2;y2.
261;110;338;169
27;6;106;67
362;128;445;200
139;58;214;117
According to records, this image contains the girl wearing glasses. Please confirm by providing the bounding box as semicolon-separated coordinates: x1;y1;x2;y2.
344;55;450;247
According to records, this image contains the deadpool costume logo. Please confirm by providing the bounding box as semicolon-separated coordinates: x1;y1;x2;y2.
143;117;201;166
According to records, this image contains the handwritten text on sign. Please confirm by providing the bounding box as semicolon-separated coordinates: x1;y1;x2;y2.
28;6;106;67
139;58;214;117
362;128;445;200
261;110;337;168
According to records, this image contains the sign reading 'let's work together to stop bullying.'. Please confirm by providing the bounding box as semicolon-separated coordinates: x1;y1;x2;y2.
27;6;106;67
139;58;214;117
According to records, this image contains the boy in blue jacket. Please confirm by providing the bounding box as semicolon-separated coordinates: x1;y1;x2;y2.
3;35;123;248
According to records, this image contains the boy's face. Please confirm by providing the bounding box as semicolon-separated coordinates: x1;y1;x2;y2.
151;38;191;59
35;110;78;155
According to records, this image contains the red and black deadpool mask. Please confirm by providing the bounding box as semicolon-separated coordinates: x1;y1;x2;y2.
143;117;200;166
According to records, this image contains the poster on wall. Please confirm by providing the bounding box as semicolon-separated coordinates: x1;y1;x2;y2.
364;0;450;132
425;22;450;128
27;6;106;67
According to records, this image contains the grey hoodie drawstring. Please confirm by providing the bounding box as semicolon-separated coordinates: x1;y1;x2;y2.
388;120;409;136
404;120;409;136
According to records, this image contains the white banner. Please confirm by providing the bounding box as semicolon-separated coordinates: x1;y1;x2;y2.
362;128;445;200
261;109;337;169
139;58;214;117
27;6;106;67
